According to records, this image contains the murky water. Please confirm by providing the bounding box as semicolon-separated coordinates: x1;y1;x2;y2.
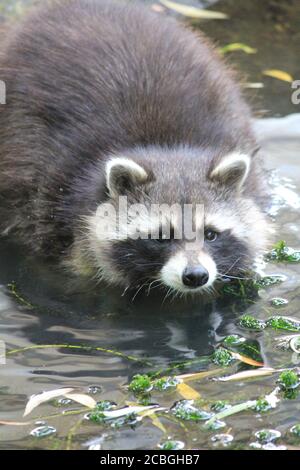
0;0;300;450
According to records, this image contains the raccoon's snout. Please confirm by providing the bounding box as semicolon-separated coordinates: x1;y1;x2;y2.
182;266;209;289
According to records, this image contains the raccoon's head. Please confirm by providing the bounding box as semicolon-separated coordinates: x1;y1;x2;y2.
71;146;270;296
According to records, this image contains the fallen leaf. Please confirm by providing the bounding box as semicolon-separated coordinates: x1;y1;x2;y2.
231;352;264;367
215;367;276;382
204;400;257;428
149;414;167;433
24;387;74;417
177;368;223;382
243;83;264;89
102;405;159;420
65;393;97;409
177;382;201;400
263;69;293;83
219;43;257;54
0;420;32;426
160;0;228;19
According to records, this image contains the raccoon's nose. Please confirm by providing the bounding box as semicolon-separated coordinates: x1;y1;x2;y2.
182;266;209;288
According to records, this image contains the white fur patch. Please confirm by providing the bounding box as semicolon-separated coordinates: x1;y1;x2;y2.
198;251;217;287
106;157;148;197
205;199;271;254
210;152;251;189
160;252;188;292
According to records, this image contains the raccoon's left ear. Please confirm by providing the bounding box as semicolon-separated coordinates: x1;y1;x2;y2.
106;157;150;198
209;153;251;190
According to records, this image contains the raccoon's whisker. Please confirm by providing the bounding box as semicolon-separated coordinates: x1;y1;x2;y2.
131;281;150;301
131;284;144;301
220;257;242;277
147;279;163;295
162;287;175;305
218;274;252;281
134;262;164;268
122;285;131;296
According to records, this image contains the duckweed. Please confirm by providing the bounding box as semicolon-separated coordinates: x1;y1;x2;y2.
153;376;180;391
159;440;185;450
267;316;300;332
253;398;273;413
290;424;300;437
270;297;289;307
30;426;56;438
128;374;152;394
254;429;281;443
223;335;246;346
266;240;300;263
278;370;299;390
211;401;230;412
212;348;234;366
255;275;286;289
239;315;266;331
172;400;213;421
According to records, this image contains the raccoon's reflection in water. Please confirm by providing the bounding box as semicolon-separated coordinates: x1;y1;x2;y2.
0;239;256;367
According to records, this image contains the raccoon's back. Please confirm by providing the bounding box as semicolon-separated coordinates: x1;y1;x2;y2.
0;0;254;250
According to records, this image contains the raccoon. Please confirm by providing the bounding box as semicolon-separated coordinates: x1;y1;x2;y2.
0;0;270;296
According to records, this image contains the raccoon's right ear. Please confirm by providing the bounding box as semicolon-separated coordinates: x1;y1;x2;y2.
106;157;150;198
209;153;251;191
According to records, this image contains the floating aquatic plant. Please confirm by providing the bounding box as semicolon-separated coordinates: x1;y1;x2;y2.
159;440;185;450
239;315;266;331
290;424;300;437
221;278;259;298
172;400;213;422
128;374;152;394
211;433;234;447
223;335;246;346
278;370;299;390
266;240;300;263
270;297;288;307
267;316;300;332
153;376;180;391
255;275;286;289
210;401;230;412
212;348;234;366
254;398;273;413
254;429;281;443
30;425;56;438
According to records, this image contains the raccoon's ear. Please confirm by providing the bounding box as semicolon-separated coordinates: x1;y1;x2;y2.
209;153;251;190
106;157;149;197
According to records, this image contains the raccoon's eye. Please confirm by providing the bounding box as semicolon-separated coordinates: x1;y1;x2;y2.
204;228;218;242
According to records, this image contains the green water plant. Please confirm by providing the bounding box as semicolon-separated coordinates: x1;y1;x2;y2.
159;440;185;450
212;348;234;366
290;424;300;437
278;370;299;390
266;240;300;263
128;374;152;394
172;400;213;421
239;315;266;331
270;297;288;307
267;316;300;332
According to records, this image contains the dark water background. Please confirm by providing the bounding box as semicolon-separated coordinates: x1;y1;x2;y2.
0;0;300;450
